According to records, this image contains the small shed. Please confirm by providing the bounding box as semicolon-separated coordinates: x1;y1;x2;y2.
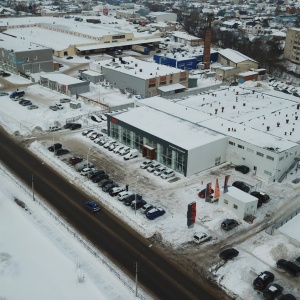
220;186;257;220
235;71;258;82
70;101;81;109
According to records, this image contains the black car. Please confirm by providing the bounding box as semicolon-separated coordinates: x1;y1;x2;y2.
219;248;239;261
64;123;76;129
235;165;250;174
21;100;32;106
55;148;70;156
123;194;142;206
98;179;112;188
279;294;296;300
70;123;82;130
263;283;283;300
232;181;250;193
89;170;106;180
48;143;62;152
66;56;73;59
102;183;118;193
277;259;300;277
251;191;270;203
85;201;100;212
221;219;239;231
92;173;109;183
130;199;147;210
253;271;275;291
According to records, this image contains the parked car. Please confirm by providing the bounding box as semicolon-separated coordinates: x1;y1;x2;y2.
10;90;25;99
232;181;250;193
55;148;70;156
109;143;118;151
21;100;32;106
124;149;139;160
102;183;118;193
130;199;147;210
263;283;283;300
70;123;82;130
64;122;76;129
48;126;61;132
49;105;58;111
98;179;113;188
109;186;126;197
101;128;108;134
221;219;239;231
87;170;106;179
100;114;107;121
140;160;153;169
235;165;250;174
27;104;38;110
82;129;94;136
0;92;9;96
147;162;161;173
119;146;130;156
277;259;300;277
104;140;116;149
153;166;166;176
117;191;131;201
85;55;90;59
98;138;109;146
279;294;296;300
19;99;29;105
85;200;100;212
198;188;214;199
86;131;96;138
91;115;102;123
219;248;239;260
75;161;94;171
60;98;71;103
146;207;166;220
140;203;154;214
250;191;270;203
80;167;95;176
90;132;100;140
68;156;83;165
92;173;109;183
66;56;73;59
253;271;275;291
161;169;175;179
193;232;212;244
123;194;142;206
113;145;124;154
48;143;62;152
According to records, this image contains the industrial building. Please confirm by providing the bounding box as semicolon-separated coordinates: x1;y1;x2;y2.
90;56;188;98
284;27;300;65
0;34;53;75
106;95;300;182
40;73;90;96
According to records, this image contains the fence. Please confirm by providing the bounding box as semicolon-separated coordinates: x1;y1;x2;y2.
278;158;299;183
265;206;300;236
0;165;148;300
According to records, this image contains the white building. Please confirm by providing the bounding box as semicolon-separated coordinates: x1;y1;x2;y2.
148;12;177;23
220;187;258;221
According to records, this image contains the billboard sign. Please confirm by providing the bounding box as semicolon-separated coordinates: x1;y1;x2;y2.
223;175;230;193
187;202;196;227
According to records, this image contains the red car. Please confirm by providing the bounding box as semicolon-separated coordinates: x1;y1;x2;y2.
68;156;83;165
198;188;214;199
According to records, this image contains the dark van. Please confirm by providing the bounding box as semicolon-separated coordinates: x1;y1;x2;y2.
10;90;25;99
221;219;238;231
70;123;82;130
48;143;62;152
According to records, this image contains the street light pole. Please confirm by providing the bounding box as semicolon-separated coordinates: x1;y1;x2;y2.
32;162;44;201
135;244;152;297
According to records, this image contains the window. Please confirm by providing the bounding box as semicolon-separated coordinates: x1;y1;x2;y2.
247;148;254;153
279;156;284;161
215;156;221;165
229;141;235;146
238;144;244;149
256;151;264;157
148;83;156;88
224;199;228;205
233;204;238;209
266;155;274;161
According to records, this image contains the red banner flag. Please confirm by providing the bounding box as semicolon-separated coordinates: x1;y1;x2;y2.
215;178;220;198
223;175;230;193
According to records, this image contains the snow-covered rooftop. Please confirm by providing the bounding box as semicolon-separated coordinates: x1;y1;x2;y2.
225;186;258;203
171;31;202;41
115;106;226;150
218;48;257;63
96;56;183;80
40;73;86;85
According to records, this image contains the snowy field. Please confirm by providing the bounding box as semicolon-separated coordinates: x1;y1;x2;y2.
1;72;300;299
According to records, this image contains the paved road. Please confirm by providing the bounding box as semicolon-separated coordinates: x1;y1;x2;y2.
0;128;224;300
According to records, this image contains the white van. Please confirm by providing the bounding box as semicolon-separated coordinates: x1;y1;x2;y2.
123;149;139;160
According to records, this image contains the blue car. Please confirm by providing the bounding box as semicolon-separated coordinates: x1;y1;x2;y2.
85;201;100;212
146;207;165;220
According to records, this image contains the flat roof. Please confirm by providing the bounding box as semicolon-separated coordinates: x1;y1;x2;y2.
76;37;163;51
158;83;186;92
96;56;183;80
225;186;258;203
218;48;257;64
115;106;226;150
172;31;202;41
40;73;84;85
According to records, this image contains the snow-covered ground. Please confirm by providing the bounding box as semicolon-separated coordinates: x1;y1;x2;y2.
1;72;300;299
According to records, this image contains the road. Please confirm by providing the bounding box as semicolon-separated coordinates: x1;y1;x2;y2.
0;128;226;300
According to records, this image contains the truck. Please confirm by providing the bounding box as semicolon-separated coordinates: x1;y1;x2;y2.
86;19;101;24
132;45;150;55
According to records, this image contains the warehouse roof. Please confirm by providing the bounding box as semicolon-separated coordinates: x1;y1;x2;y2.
218;48;257;63
115;106;226;150
40;73;85;85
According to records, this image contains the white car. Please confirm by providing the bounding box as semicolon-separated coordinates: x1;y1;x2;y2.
109;143;118;151
103;140;115;149
86;131;96;138
193;232;211;244
140;203;154;214
153;166;166;176
100;114;107;121
119;146;130;156
147;162;161;173
94;137;101;144
55;103;64;110
117;191;131;201
140;160;152;169
161;169;175;179
80;167;95;176
113;145;124;154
